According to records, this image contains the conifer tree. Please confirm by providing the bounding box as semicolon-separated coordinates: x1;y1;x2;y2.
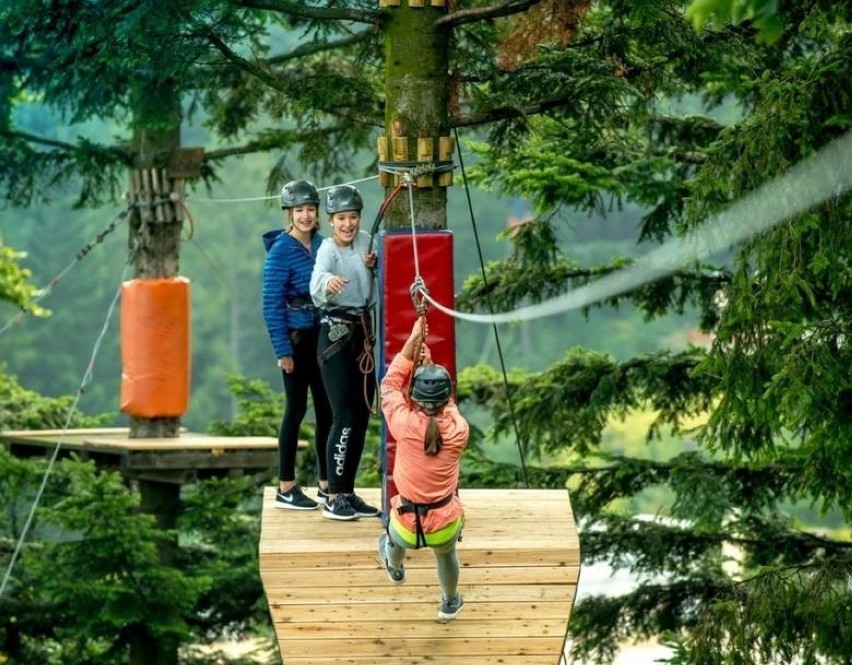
1;1;849;664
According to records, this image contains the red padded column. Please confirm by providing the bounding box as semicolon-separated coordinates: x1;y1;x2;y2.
379;230;456;515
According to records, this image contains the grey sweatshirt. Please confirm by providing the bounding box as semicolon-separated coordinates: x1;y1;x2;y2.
310;230;376;311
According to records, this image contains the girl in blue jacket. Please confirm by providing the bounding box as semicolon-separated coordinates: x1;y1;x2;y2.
262;180;332;510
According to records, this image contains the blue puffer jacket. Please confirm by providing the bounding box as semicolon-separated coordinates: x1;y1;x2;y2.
262;229;324;359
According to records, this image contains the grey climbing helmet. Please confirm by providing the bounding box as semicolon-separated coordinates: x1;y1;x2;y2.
325;184;363;214
411;364;452;406
281;180;320;210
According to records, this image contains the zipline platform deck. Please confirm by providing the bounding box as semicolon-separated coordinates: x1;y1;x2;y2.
0;427;301;483
259;487;580;665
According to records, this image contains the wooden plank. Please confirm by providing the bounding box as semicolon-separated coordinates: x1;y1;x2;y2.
262;565;579;588
260;548;578;567
0;429;297;452
278;618;568;639
260;488;578;665
124;451;277;470
277;636;565;657
264;584;575;604
283;658;556;665
260;520;579;540
270;600;572;623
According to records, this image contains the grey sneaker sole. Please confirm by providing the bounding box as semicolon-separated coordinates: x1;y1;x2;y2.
274;501;318;511
354;509;381;518
322;509;360;521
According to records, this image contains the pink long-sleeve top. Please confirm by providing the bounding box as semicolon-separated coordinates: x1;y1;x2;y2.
381;353;469;534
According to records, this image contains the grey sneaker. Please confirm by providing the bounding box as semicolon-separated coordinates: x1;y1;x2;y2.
348;493;380;518
316;485;329;506
438;594;464;621
274;485;319;510
377;534;406;584
322;494;359;521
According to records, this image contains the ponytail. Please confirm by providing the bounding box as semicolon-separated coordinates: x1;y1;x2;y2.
424;415;443;456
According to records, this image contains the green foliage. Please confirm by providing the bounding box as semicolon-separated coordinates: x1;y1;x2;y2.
687;0;785;44
0;370;108;430
0;234;47;316
206;375;284;438
32;462;203;654
2;1;850;664
455;1;851;663
0;449;275;664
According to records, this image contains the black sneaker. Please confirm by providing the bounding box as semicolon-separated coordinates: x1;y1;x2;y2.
317;485;329;506
322;494;359;521
348;493;380;518
438;594;464;621
377;534;406;584
275;485;319;510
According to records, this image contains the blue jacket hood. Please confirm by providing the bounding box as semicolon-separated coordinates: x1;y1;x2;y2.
262;229;284;252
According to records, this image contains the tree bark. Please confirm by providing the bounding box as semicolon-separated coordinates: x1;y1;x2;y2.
382;5;450;230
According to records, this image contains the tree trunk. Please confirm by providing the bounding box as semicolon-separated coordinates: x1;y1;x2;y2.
382;4;450;230
125;79;183;665
127;80;183;440
126;481;181;665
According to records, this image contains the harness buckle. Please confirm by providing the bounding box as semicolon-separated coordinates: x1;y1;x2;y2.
328;322;349;342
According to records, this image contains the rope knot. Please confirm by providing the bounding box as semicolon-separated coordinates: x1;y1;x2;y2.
410;277;429;315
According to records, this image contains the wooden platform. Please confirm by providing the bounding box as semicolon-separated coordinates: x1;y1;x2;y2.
259;487;580;665
0;427;301;483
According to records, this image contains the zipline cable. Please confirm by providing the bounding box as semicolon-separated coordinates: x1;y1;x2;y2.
453;127;530;487
0;206;131;338
191;175;381;204
0;263;132;599
414;129;852;326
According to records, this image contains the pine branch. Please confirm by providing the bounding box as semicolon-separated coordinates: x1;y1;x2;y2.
203;126;349;161
264;29;374;65
450;93;573;128
205;30;286;93
233;0;380;24
436;0;546;28
568;576;724;663
0;129;127;158
205;30;383;128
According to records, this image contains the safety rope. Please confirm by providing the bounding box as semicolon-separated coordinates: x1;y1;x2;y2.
403;174;422;283
453;127;529;487
0;262;132;599
407;128;852;326
357;311;377;415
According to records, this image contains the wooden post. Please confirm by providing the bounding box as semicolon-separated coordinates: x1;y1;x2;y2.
392;136;409;186
438;136;455;187
377;137;391;187
417;137;433;188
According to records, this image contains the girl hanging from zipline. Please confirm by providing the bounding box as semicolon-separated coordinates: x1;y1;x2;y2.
378;316;470;621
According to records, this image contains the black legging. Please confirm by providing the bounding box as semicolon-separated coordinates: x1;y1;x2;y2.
318;321;376;494
279;327;332;483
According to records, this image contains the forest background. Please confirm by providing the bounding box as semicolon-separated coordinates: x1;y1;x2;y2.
1;1;850;664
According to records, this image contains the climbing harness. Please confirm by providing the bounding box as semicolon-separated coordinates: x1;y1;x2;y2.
396;494;454;549
318;308;376;414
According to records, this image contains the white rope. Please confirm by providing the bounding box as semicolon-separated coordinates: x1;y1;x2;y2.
0;265;131;598
415;129;852;325
403;174;423;282
191;175;380;203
